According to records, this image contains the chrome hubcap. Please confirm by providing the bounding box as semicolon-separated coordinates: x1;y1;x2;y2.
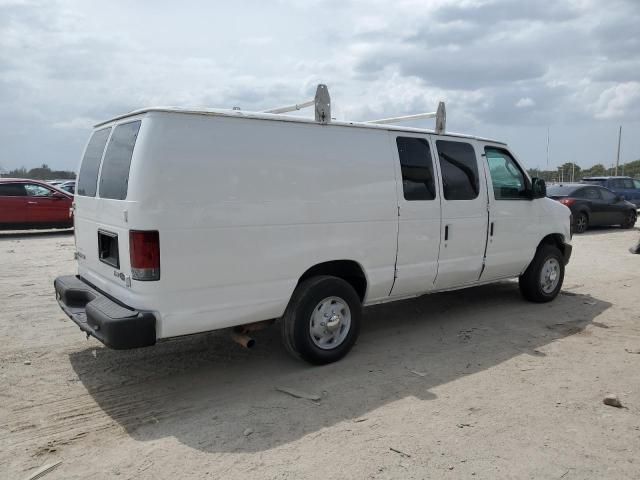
540;258;561;294
309;296;351;350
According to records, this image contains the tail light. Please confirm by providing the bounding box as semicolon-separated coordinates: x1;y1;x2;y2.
559;198;576;207
129;230;160;281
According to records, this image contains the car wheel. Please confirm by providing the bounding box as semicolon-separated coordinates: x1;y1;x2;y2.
621;210;637;229
519;244;565;303
574;212;588;234
281;275;361;365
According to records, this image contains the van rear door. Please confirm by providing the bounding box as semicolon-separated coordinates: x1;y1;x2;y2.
74;120;142;295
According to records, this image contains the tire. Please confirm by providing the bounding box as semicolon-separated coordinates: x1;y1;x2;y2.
621;210;637;229
519;244;565;303
281;275;361;365
574;212;588;234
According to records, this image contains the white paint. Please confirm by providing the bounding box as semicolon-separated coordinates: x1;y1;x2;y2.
73;108;571;341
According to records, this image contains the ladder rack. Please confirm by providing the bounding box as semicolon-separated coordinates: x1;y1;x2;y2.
262;84;446;133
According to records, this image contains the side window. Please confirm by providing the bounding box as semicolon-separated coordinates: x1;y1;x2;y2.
484;147;527;200
396;137;436;201
600;189;616;202
25;184;53;197
585;188;601;200
609;179;624;189
77;127;111;197
436;140;479;200
623;179;634;189
0;184;27;196
581;188;601;200
99;121;141;200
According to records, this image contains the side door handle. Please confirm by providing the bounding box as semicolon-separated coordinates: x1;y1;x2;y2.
27;201;37;205
444;225;449;241
490;222;494;236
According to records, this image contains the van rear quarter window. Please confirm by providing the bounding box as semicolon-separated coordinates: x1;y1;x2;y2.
99;121;142;200
77;127;111;197
396;137;436;201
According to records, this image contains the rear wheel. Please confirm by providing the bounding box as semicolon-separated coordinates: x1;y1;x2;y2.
519;244;565;303
281;276;361;365
621;210;637;229
574;212;588;234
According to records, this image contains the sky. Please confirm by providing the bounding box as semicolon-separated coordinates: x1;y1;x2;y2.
1;0;639;173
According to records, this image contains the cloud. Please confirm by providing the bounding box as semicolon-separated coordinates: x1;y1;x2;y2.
595;82;640;119
0;0;639;171
515;97;535;108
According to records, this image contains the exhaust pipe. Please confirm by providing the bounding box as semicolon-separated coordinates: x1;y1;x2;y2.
230;319;275;349
231;331;255;349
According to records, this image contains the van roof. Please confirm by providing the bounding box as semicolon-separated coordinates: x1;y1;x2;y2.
94;106;506;145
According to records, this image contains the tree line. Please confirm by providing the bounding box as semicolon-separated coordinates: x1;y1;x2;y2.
528;159;640;183
0;164;76;180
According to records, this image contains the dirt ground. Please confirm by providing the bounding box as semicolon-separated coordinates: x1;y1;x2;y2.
1;227;639;480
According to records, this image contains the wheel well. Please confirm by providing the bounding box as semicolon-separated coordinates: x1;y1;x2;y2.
298;260;367;302
539;234;566;256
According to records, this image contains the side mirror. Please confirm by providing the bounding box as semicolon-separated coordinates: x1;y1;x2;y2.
615;195;623;202
52;191;66;200
531;177;546;199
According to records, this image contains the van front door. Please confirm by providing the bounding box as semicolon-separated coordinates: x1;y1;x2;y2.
389;135;441;297
481;146;539;281
433;139;488;289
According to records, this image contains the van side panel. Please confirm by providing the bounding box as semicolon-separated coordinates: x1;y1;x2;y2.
127;113;398;338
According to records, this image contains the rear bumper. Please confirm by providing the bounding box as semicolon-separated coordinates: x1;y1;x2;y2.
54;275;156;349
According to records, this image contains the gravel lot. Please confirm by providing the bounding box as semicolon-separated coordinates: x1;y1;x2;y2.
1;227;639;479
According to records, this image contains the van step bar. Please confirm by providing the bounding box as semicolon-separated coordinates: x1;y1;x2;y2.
54;275;156;349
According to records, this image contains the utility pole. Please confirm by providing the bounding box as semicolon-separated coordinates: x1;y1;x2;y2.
615;125;622;176
572;162;575;182
546;126;550;168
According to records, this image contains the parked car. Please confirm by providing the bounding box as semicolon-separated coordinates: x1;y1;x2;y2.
0;178;74;230
46;179;66;187
54;87;572;365
547;183;637;233
58;180;75;194
581;176;640;208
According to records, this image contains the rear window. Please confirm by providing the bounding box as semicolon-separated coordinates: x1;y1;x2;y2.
547;185;580;196
0;183;27;196
99;121;141;200
77;127;111;197
581;178;605;187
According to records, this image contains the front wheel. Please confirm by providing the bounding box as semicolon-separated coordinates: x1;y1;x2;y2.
621;210;637;229
519;244;565;303
281;276;361;365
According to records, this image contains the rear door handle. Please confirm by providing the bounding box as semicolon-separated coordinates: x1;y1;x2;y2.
444;225;449;241
490;222;494;236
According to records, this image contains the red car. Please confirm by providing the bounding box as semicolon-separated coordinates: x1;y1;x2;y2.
0;178;74;230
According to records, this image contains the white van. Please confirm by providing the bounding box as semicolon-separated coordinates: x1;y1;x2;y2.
55;85;572;364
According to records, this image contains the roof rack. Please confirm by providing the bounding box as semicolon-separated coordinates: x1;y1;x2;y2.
366;101;446;134
263;84;446;133
263;84;331;124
